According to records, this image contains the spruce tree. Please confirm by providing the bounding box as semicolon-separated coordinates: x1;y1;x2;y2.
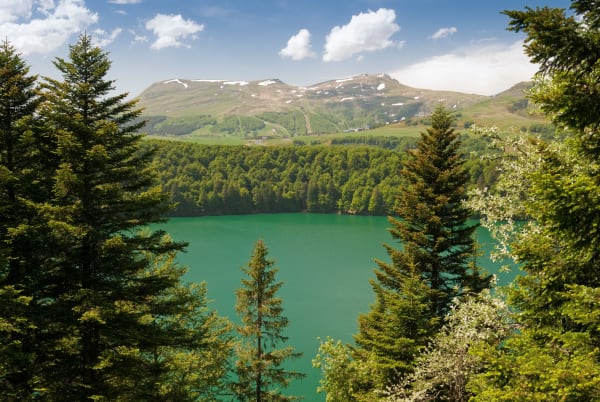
0;39;39;212
393;105;489;315
15;33;232;400
354;258;437;391
233;240;304;401
354;105;489;390
0;39;41;286
0;39;43;398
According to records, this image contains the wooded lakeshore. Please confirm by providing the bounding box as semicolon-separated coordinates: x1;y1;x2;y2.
2;1;600;401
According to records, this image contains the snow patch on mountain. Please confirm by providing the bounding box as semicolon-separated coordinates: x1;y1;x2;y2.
223;81;249;86
191;79;224;83
164;79;188;88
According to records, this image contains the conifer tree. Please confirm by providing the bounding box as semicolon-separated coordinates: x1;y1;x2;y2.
0;39;41;286
354;105;489;391
0;39;43;398
0;39;39;211
233;240;304;401
393;105;489;315
469;2;600;399
354;258;437;391
13;33;232;400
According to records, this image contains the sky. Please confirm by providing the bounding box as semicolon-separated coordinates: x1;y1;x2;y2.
2;0;573;97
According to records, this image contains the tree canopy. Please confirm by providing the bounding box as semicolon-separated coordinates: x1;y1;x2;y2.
315;106;490;400
0;34;233;401
145;137;503;217
467;2;600;399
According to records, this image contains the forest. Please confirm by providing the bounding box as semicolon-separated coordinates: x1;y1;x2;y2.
147;137;498;217
2;1;600;401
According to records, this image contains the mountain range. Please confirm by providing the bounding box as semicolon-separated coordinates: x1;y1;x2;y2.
134;73;549;142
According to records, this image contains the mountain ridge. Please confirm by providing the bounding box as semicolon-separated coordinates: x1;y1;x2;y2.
135;73;547;141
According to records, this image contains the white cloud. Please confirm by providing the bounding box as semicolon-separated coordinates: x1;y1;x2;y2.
145;14;204;50
389;41;538;95
36;0;56;15
0;0;33;24
432;27;457;40
323;8;400;62
129;29;148;44
279;29;316;61
93;28;123;47
1;0;98;54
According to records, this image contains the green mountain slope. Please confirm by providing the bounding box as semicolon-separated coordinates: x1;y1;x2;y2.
134;74;549;143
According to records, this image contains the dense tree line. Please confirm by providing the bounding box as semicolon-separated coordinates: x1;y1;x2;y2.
148;142;406;216
147;138;506;218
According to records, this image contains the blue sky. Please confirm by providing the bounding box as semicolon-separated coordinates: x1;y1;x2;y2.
3;0;572;97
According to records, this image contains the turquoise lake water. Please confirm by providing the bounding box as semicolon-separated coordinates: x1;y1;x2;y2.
160;213;515;401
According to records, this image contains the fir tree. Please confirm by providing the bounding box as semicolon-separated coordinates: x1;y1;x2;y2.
0;39;41;287
8;33;233;400
0;39;39;212
393;105;489;315
354;258;437;391
354;105;490;391
233;240;305;401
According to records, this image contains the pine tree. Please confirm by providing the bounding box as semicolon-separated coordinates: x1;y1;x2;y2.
233;239;305;401
354;105;490;391
12;33;232;400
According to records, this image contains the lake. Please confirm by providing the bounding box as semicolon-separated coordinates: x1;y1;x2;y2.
160;213;515;401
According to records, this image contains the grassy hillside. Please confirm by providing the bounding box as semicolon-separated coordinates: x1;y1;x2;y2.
134;75;550;145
